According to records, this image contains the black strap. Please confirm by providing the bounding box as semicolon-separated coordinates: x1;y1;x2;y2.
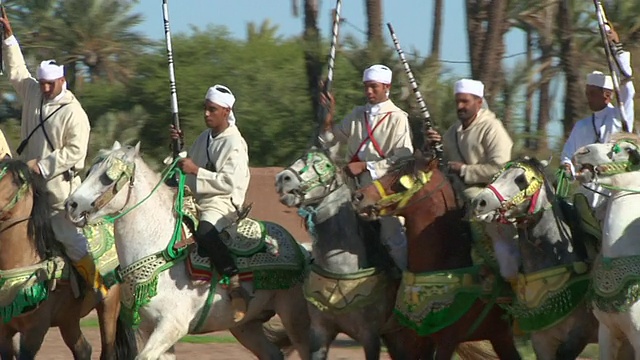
17;98;68;155
205;132;215;171
591;113;601;144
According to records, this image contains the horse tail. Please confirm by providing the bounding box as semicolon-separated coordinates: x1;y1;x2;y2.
115;316;138;360
455;340;500;360
262;317;295;357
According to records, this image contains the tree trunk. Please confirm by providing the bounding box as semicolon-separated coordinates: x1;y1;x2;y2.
365;0;383;61
524;28;534;149
477;0;508;106
466;0;508;107
465;0;488;79
302;0;322;121
535;41;553;152
557;0;583;139
430;0;443;61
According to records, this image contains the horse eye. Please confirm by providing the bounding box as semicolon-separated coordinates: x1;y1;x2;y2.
514;174;527;191
100;173;114;186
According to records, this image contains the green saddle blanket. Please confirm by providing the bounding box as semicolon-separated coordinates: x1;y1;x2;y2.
188;220;307;290
0;220;118;323
572;193;601;242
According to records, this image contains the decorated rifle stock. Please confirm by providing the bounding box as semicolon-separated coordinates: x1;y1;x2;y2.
387;22;443;165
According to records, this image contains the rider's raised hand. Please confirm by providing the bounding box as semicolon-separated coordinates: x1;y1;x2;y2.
0;7;14;39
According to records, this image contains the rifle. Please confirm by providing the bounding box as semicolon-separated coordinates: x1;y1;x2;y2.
0;0;5;76
593;0;632;132
313;0;342;148
162;0;181;157
387;22;443;165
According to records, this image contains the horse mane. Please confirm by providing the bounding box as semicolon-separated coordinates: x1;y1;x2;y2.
0;159;57;259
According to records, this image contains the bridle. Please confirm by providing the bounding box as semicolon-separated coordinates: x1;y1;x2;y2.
485;161;547;224
89;156;136;216
367;168;447;217
0;166;32;234
284;151;339;206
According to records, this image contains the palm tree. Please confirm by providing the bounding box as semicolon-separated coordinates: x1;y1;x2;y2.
430;0;443;62
7;0;149;91
365;0;383;62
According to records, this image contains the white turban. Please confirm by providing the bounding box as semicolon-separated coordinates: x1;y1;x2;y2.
362;64;392;84
454;79;484;98
205;84;237;126
586;71;613;90
37;60;64;81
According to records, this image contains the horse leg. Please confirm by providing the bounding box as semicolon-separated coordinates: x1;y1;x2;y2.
358;332;381;360
0;327;16;360
530;332;559;360
308;314;338;360
381;328;427;360
17;325;50;360
599;323;623;360
136;316;188;360
230;319;284;359
58;319;92;360
273;286;311;360
488;333;521;360
158;345;176;360
96;291;120;360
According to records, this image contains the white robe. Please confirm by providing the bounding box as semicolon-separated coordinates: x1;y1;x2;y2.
186;125;250;231
561;49;635;212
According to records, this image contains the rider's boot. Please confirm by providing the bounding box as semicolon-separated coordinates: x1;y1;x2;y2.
73;253;108;303
203;230;249;323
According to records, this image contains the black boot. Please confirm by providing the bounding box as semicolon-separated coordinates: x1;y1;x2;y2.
195;223;248;322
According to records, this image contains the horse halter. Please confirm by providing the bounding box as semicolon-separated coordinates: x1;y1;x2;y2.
91;156;136;213
370;170;434;216
486;161;544;224
0;165;31;232
284;151;337;205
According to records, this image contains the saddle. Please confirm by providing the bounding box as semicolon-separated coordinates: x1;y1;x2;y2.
557;193;601;256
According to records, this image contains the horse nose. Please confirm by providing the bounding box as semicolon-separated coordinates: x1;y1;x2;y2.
352;192;364;204
66;200;78;211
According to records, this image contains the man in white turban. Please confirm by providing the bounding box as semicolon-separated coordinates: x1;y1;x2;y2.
427;79;513;201
561;25;635;231
426;79;517;281
319;63;413;271
170;84;251;322
0;10;105;302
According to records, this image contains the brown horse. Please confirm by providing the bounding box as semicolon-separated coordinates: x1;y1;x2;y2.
352;152;521;360
0;159;136;360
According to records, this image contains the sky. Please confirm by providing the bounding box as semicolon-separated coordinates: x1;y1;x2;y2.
132;0;528;78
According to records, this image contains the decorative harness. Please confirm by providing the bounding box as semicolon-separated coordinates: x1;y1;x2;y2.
91;156;136;216
0;165;32;233
485;162;547;224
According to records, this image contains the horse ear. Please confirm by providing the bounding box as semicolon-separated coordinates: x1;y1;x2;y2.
112;141;122;150
133;141;141;155
627;147;640;165
413;147;424;161
540;160;549;167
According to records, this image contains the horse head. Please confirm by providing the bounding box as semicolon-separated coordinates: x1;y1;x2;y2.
0;159;55;259
66;141;140;227
471;157;550;224
573;134;640;187
275;146;343;208
351;150;447;221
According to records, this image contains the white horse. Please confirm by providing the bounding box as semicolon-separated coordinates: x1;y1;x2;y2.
64;141;311;360
573;133;640;359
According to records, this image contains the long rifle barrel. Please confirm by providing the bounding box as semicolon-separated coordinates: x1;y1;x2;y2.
593;0;631;132
162;0;182;156
387;22;443;164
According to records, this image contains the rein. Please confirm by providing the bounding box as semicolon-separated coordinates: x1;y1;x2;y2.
486;162;550;224
370;170;447;216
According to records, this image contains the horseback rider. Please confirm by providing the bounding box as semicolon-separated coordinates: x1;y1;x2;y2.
426;79;513;204
320;64;413;271
169;84;251;322
0;129;11;159
425;79;518;278
0;10;108;301
561;25;634;226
